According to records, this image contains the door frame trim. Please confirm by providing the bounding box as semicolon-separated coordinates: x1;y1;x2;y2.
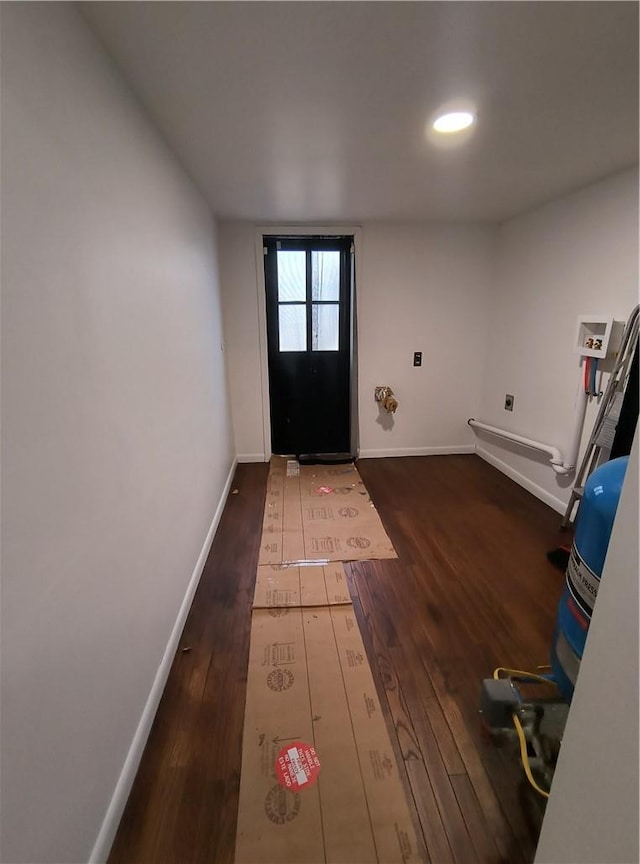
253;225;362;460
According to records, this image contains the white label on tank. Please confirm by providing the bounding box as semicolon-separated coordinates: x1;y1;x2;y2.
566;543;599;617
554;629;580;686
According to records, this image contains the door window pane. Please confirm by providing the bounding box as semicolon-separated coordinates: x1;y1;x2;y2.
312;303;339;351
277;251;306;301
312;250;340;301
279;304;307;351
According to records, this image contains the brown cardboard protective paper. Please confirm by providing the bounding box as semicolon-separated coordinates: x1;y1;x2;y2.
258;458;397;565
234;564;421;864
253;562;352;609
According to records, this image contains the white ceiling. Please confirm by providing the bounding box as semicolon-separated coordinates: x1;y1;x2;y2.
82;1;638;224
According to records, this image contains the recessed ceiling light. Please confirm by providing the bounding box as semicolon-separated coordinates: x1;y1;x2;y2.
432;111;476;134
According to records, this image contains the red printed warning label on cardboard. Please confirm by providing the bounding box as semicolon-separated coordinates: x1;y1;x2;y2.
275;742;321;791
315;486;334;496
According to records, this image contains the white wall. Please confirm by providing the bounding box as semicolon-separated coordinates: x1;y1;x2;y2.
478;168;639;512
218;222;495;459
357;224;494;457
534;432;639;864
1;5;234;863
218;222;266;460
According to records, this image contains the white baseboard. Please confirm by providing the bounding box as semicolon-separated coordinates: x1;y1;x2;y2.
89;456;239;864
358;445;475;459
237;453;267;463
475;446;566;514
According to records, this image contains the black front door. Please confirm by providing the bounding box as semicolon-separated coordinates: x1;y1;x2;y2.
264;236;353;456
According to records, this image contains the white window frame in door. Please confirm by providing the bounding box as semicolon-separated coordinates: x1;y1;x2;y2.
253;225;362;460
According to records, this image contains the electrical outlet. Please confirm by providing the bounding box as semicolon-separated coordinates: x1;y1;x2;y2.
504;394;514;412
413;351;422;367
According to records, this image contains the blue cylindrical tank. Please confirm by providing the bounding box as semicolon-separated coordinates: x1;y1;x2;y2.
551;455;629;701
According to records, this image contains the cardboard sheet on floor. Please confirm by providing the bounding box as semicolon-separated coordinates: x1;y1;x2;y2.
234;562;421;864
258;458;397;565
252;562;352;609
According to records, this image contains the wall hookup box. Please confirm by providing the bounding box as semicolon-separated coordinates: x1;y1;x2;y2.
575;315;613;358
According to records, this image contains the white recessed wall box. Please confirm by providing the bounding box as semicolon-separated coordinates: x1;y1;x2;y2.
575;315;614;358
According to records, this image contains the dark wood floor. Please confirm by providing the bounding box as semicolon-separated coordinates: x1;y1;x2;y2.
108;455;565;864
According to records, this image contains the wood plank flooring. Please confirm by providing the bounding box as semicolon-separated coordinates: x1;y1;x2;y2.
108;455;564;864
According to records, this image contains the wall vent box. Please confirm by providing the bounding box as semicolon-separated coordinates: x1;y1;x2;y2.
575;315;613;358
